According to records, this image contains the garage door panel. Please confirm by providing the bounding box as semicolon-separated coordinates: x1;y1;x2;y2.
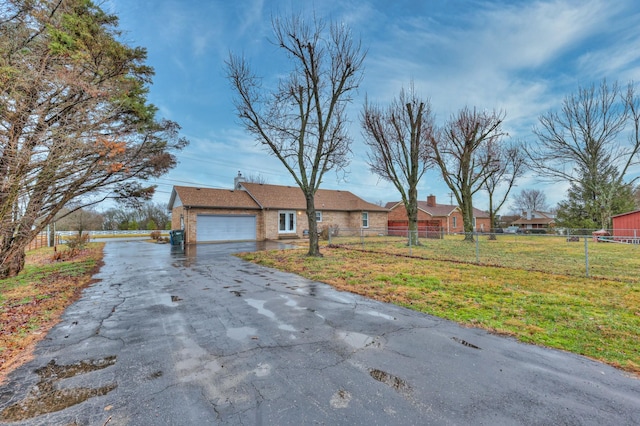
197;215;256;242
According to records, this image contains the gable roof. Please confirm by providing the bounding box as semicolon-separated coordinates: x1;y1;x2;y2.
168;186;261;210
418;200;461;217
168;183;387;212
387;200;489;218
240;182;387;212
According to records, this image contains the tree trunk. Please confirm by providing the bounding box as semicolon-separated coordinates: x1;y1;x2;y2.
406;187;420;246
488;211;497;241
486;194;496;241
305;193;322;257
460;191;475;242
0;220;34;278
0;248;26;279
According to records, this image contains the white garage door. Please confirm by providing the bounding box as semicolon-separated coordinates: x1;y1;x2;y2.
196;215;256;242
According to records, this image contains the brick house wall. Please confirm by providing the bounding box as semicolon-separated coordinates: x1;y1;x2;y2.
262;209;388;239
173;206;388;243
388;203;490;233
171;205;184;231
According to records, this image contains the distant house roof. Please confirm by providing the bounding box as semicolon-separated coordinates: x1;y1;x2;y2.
511;210;555;226
168;186;260;210
168;183;387;212
386;200;489;218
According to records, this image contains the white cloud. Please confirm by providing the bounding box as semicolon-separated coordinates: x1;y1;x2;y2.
360;0;635;140
105;0;640;209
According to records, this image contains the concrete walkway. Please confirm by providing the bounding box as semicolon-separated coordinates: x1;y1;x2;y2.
0;241;638;425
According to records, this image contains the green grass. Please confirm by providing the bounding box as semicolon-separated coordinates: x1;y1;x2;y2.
0;244;103;380
330;234;640;282
239;246;640;375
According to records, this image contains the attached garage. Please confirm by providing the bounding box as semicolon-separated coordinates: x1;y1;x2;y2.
196;215;256;242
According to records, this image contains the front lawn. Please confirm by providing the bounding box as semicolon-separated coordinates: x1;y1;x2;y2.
0;244;104;383
239;246;640;376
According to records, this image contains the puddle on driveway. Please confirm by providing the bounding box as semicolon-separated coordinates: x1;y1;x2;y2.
360;310;396;321
0;357;117;422
245;298;297;332
227;326;257;341
337;331;377;350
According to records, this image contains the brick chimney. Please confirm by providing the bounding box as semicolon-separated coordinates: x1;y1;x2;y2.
427;194;436;207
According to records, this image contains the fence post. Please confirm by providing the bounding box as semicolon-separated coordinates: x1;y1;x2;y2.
408;230;412;256
328;228;332;245
475;231;480;263
361;227;364;249
584;236;589;278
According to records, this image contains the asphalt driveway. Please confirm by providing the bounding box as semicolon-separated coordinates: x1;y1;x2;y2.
0;241;638;425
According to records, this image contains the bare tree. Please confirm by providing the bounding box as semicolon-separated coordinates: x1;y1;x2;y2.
140;202;171;230
361;86;435;245
245;173;268;184
527;80;640;228
55;208;103;236
101;201;170;231
430;107;506;241
509;188;549;214
483;140;526;239
226;14;365;256
0;0;187;277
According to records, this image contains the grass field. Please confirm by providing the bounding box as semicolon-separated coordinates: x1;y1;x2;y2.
239;238;640;376
0;244;104;382
328;233;640;282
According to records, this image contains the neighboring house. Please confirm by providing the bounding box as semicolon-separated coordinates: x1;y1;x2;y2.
611;210;640;243
495;214;520;229
168;174;388;244
385;195;491;235
511;210;555;230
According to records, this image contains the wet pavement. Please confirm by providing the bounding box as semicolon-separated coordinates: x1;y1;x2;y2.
0;241;638;425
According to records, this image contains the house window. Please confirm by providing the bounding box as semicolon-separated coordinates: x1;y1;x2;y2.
362;212;369;228
316;211;323;222
279;211;296;233
452;216;457;228
473;217;477;228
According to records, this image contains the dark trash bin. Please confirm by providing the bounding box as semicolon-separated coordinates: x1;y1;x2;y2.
169;230;184;245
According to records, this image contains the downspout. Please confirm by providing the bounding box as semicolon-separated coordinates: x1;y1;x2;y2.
185;206;190;244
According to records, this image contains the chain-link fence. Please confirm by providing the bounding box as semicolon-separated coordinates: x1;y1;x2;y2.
325;227;639;282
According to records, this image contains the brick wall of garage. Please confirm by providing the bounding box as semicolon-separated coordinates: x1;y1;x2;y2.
171;206;185;231
177;208;263;243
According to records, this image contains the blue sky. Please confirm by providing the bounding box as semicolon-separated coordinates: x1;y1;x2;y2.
106;0;640;211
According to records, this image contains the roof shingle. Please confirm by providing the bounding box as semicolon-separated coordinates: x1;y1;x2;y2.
169;183;387;212
387;200;489;218
171;186;261;209
240;182;387;211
